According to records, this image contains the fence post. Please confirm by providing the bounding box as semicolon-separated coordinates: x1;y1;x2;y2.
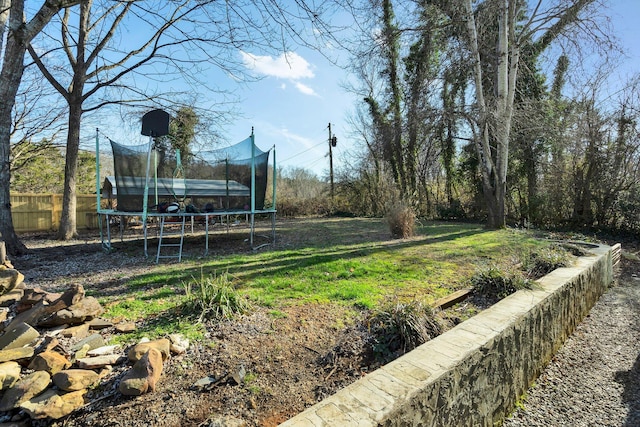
52;194;62;231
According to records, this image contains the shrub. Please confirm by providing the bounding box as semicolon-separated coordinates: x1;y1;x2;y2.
366;300;442;362
386;202;416;239
471;264;532;301
436;200;466;220
182;272;250;322
523;245;571;279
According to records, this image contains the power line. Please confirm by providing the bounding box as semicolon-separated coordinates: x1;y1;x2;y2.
279;139;327;163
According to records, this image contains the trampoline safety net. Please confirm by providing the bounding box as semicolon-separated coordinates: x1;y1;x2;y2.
109;135;270;213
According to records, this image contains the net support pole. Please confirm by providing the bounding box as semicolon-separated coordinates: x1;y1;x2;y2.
250;129;256;247
271;145;277;244
154;150;158;207
225;159;230;210
271;145;277;210
142;135;153;257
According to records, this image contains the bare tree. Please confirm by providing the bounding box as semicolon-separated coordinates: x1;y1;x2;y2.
0;0;80;255
27;0;343;240
10;67;67;178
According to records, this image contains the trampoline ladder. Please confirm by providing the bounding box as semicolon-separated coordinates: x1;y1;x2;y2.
156;216;186;263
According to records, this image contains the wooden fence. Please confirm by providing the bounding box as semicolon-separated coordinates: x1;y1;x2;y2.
10;194;99;233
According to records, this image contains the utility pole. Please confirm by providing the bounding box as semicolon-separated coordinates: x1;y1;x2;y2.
328;123;337;199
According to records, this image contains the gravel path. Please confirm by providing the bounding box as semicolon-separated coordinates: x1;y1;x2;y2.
503;258;640;427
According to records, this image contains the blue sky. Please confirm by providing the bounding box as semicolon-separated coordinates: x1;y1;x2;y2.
89;1;640;178
222;48;358;178
608;0;640;81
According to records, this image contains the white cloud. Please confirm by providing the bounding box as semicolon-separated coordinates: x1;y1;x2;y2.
294;82;318;96
240;51;314;79
260;121;317;151
240;50;318;96
278;126;317;150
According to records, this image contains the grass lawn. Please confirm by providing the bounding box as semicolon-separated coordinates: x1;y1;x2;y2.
98;218;558;342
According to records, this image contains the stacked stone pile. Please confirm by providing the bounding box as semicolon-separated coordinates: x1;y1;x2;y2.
0;256;189;422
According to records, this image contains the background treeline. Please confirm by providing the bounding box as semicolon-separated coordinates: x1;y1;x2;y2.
333;0;640;237
275;0;640;237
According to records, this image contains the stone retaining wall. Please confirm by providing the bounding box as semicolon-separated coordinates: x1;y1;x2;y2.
281;244;613;426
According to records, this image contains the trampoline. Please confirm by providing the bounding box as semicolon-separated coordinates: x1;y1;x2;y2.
95;123;277;261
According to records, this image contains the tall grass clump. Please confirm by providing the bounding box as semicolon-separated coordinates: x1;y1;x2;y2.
182;272;250;322
367;300;442;362
386;202;416;239
523;245;572;279
471;264;532;302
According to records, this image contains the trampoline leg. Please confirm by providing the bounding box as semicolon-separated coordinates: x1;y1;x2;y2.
144;219;148;258
250;213;255;247
101;214;112;252
106;214;112;251
205;214;209;256
272;212;276;245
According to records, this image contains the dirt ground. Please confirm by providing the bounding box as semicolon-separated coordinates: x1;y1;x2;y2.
8;221;445;427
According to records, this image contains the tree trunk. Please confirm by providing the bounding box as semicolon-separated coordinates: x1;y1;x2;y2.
0;1;80;255
0;1;29;255
57;100;83;240
481;179;504;229
57;0;90;240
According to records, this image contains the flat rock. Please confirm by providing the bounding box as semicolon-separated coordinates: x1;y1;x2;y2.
87;345;121;357
42;325;68;338
71;333;106;352
38;296;104;327
88;318;113;330
0;288;24;307
76;353;122;369
62;323;90;339
28;350;71;375
0;322;40;350
0;268;24;295
115;322;136;333
0;370;51;411
192;374;226;391
0;346;35;363
6;300;66;331
53;369;100;391
0;361;22;390
20;388;86;420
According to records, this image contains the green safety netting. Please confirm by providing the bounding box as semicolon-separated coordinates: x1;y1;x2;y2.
107;135;271;213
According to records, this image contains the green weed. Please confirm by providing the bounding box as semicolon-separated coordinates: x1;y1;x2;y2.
182;271;251;322
471;265;532;301
523;245;572;279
